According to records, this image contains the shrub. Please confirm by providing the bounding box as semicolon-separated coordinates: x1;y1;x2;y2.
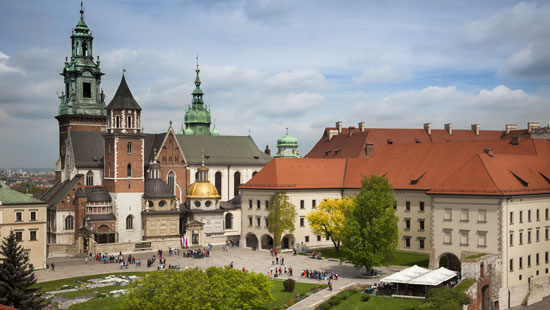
361;294;370;302
315;303;332;310
283;278;296;292
96;292;107;298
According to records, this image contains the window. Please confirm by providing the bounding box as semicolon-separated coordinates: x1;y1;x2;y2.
546;208;549;220
537;253;540;265
248;216;252;226
478;232;487;247
126;215;133;230
256;217;261;227
252;171;258;177
520;231;523;244
520;211;523;223
127;115;132;128
127;142;132;154
419;219;425;231
460;231;469;246
127;163;132;177
546;251;549;264
65;216;74;230
546;227;549;240
30;231;37;241
405;201;411;211
444;208;452;221
528;255;531;267
419;201;425;212
30;211;36;221
537;209;540;221
16;212;22;222
528;230;532;243
405;218;411;230
404;237;411;248
15;232;22;241
461;209;469;222
393;201;397;210
444;230;452;244
510;259;514;272
233;172;241;197
215;172;222;197
312;200;316;209
86;170;94;186
317;235;321;241
520;257;523;269
83;82;91;98
300;200;305;209
115;115;120;128
265;217;269;227
478;210;487;222
249;200;252;209
168;171;175;194
510;211;514;224
305;236;309;243
257;200;261;209
510;232;514;246
265;200;269;210
419;238;425;249
300;217;305;227
195;171;199;180
537;228;540;242
528;210;532;222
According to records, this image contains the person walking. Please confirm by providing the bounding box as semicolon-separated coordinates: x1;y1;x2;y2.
328;279;333;291
51;262;55;271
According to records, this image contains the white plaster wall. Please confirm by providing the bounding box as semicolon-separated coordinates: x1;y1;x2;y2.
55;210;75;244
76;168;104;185
113;193;143;243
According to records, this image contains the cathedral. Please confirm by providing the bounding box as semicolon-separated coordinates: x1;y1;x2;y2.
42;7;271;256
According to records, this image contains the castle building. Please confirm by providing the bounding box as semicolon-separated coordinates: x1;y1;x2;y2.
274;128;300;158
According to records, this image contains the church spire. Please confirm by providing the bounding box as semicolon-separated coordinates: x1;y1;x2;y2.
184;55;212;135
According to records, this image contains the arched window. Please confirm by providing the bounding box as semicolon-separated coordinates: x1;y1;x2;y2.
115;115;120;128
127;163;132;177
215;172;222;197
168;171;175;194
126;215;133;230
65;216;74;230
83;42;88;56
252;171;258;177
225;213;233;230
195;171;199;181
86;171;94;186
127;115;132;128
127;142;132;154
233;171;241;197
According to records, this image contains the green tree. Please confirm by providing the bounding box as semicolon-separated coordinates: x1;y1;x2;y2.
414;286;471;310
267;192;297;250
0;231;45;310
122;267;272;310
306;198;353;262
342;175;399;274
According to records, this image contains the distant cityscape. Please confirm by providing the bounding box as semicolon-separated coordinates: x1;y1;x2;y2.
0;168;56;197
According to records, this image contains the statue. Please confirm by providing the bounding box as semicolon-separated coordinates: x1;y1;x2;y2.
100;88;105;103
69;86;75;104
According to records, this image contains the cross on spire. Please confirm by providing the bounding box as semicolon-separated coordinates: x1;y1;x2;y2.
80;1;84;18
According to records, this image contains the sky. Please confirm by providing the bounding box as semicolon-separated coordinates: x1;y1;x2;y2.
0;0;549;168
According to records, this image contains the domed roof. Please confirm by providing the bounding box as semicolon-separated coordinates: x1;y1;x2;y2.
211;126;219;136
277;129;298;146
187;181;220;199
144;179;174;198
185;128;194;135
87;187;111;202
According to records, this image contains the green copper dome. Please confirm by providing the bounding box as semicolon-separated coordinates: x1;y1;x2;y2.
274;128;300;158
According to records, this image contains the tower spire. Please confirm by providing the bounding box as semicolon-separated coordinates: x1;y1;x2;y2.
80;1;84;19
195;53;201;86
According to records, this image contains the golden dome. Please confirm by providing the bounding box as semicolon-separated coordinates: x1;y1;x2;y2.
186;181;220;199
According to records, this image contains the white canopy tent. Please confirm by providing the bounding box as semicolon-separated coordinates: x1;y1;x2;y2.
409;267;457;286
380;265;457;295
380;265;430;284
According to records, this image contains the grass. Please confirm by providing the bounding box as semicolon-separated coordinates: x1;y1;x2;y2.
35;271;149;293
303;248;429;267
262;280;324;310
453;279;475;293
466;253;486;259
332;294;423;310
68;296;123;310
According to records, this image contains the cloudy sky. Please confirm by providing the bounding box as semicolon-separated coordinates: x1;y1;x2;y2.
1;0;549;168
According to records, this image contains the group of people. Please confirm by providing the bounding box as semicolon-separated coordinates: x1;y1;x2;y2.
301;268;338;281
90;252;140;266
182;248;210;259
311;251;323;260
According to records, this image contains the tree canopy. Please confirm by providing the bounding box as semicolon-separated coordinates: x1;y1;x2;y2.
342;175;399;273
121;267;272;310
0;231;45;310
307;198;353;261
267;192;297;249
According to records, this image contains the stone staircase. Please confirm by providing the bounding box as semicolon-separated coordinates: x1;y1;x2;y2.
526;284;545;306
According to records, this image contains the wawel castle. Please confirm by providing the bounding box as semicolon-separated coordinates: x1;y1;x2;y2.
0;6;547;309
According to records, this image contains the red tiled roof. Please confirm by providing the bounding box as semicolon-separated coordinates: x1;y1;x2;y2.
244;138;550;196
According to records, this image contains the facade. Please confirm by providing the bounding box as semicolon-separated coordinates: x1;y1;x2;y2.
0;183;47;269
241;135;550;309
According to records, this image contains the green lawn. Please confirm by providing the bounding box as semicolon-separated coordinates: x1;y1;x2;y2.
69;296;123;310
260;280;323;310
332;294;423;310
303;249;429;267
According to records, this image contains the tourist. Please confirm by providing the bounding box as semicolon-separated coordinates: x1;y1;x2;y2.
281;257;284;265
51;262;55;271
328;279;333;291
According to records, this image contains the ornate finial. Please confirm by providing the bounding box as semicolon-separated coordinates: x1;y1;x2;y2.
196;53;199;71
286;127;288;135
122;67;126;76
169;120;173;127
153;148;158;160
201;148;205;168
80;1;84;17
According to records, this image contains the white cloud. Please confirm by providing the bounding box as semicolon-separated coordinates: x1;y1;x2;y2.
353;64;410;84
0;51;25;74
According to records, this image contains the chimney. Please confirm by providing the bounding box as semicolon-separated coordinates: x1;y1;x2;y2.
264;145;271;156
528;122;540;133
424;123;432;135
484;148;494;158
444;123;453;135
505;124;517;135
348;126;355;137
471;124;480;136
336;121;343;134
358;122;366;132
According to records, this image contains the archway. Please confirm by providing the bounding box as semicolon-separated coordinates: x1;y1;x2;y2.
438;253;461;271
245;233;258;249
281;234;295;249
481;285;490;310
261;234;273;250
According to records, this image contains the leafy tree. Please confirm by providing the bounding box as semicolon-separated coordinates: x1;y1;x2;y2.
306;198;353;262
341;175;398;274
267;192;297;250
122;267;272;310
414;286;470;310
0;231;45;310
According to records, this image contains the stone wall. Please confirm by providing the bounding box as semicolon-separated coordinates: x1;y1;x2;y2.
91;239;181;255
48;244;79;257
462;253;503;310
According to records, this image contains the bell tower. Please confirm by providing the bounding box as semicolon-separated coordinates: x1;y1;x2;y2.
183;57;214;135
56;3;106;171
